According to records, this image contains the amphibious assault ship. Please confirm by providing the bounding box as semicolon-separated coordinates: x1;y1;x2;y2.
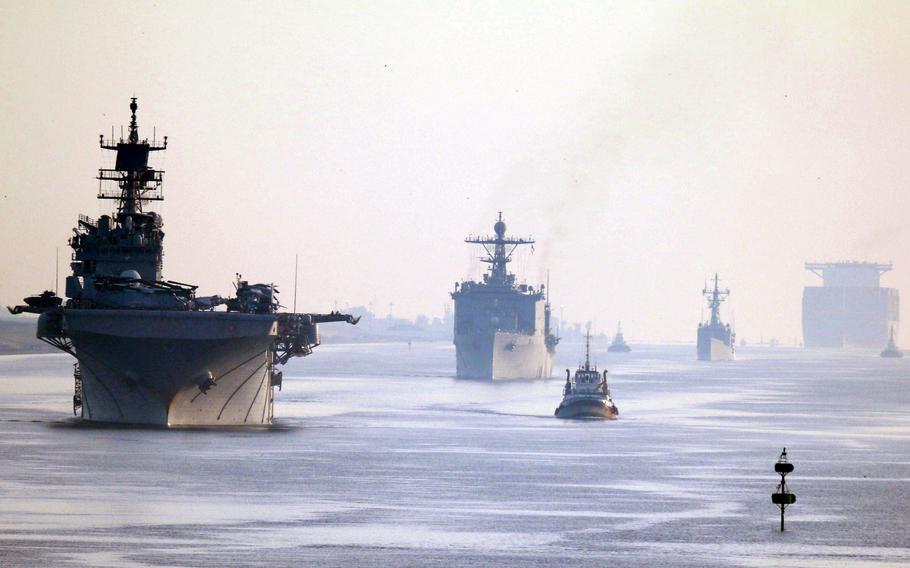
803;262;899;348
697;274;735;361
607;321;631;353
8;99;358;426
451;213;557;380
555;332;618;419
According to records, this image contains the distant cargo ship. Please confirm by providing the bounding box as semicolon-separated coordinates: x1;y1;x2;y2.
697;274;735;361
803;262;899;348
451;213;558;380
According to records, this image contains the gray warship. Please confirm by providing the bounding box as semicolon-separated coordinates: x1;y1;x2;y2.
8;99;358;426
697;273;735;361
451;213;558;380
555;332;618;419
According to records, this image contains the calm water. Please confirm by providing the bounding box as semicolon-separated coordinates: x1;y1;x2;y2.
1;342;909;567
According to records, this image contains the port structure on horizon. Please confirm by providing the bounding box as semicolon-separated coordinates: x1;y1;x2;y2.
802;261;899;348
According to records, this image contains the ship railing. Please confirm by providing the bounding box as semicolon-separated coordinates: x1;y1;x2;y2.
97;188;164;201
100;137;168;150
96;181;163;201
78;214;96;228
98;169;164;182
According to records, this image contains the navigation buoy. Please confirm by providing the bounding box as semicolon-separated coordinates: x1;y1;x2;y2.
771;448;796;531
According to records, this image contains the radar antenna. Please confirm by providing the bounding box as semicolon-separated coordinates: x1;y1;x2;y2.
464;212;535;287
703;273;730;326
98;98;168;216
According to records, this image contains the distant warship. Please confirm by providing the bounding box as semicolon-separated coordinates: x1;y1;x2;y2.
555;332;618;419
9;99;358;426
697;274;735;361
451;213;558;380
880;326;904;358
607;321;631;353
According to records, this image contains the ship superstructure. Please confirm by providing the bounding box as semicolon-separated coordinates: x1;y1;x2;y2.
451;213;557;380
803;262;899;348
697;273;735;361
555;332;618;419
9;99;357;426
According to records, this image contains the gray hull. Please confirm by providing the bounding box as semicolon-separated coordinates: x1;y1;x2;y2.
64;310;278;426
555;398;618;419
454;330;552;381
697;327;735;361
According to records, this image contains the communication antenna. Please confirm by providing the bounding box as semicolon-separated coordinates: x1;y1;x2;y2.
293;253;299;313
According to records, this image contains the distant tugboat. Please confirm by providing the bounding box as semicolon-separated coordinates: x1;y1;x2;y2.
880;326;904;358
555;332;618;419
697;273;735;361
607;321;631;353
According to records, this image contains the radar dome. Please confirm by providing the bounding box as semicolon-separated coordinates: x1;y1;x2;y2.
494;220;506;237
120;269;141;281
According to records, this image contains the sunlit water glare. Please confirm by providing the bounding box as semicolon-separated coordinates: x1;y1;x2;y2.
1;343;908;567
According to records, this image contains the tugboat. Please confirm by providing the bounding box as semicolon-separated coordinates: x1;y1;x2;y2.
607;321;631;353
555;332;618;419
8;99;359;426
697;273;736;361
880;326;904;358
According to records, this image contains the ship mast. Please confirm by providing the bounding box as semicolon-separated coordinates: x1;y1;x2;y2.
98;98;167;218
703;273;730;326
464;212;534;287
584;329;591;371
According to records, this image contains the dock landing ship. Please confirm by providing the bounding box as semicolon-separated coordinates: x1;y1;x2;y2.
9;99;357;426
451;213;558;380
697;274;735;361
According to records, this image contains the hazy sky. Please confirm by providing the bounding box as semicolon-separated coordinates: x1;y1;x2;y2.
2;1;909;341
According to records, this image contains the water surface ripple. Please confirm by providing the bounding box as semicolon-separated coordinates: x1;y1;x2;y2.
1;343;908;566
